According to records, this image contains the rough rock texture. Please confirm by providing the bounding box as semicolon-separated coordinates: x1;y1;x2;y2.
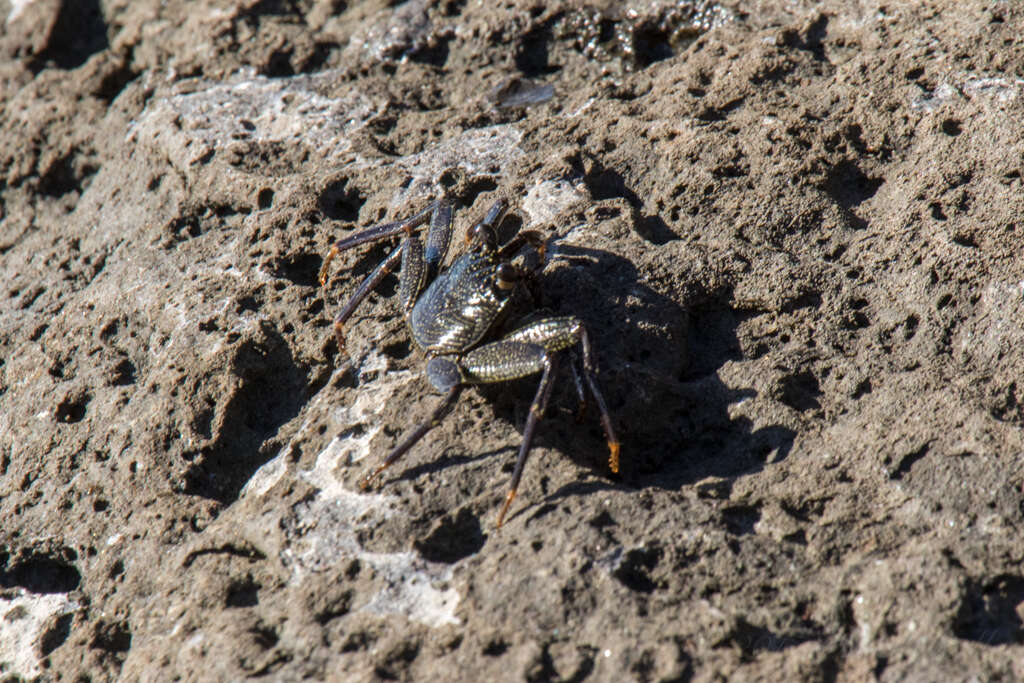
2;0;1024;680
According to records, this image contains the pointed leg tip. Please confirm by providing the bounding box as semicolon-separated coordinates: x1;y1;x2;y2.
319;247;340;286
496;488;517;529
608;441;620;474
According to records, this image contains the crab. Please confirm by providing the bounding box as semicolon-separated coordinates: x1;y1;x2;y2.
318;196;619;527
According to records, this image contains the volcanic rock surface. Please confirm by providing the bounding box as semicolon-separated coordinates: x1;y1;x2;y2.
2;0;1024;680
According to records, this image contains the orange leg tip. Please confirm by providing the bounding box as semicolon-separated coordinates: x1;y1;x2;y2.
608;441;620;474
318;247;340;286
358;469;380;491
496;489;518;528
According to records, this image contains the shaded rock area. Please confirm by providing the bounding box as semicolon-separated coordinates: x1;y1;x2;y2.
2;0;1024;680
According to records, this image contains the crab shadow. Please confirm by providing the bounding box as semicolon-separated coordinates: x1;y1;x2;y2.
525;244;794;513
387;240;794;509
394;445;516;483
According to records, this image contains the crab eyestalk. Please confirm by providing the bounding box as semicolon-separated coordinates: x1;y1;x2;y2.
495;263;517;291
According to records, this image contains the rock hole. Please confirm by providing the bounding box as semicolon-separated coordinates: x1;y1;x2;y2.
55;391;91;423
582;165;677;244
941;119;963;136
270;252;321;287
823;161;882;229
91;619;132;653
313;589;354;624
319;177;366;223
40;613;74;656
235;295;260;313
0;551;82;593
263;48;296;77
382;340;412;360
257;188;274;210
226;576;261;608
722;505;760;535
890;443;929;479
375;639;420;679
108;358;137;386
482;638;509;656
108;559;124;579
777;371;822;413
407;36;451;66
903;315;919;340
250;623;279;649
952;232;978;248
95;60;138;101
184;325;308;503
413;508;485;564
612;546;663;593
631;21;675;68
30;0;108;71
38;153;93;198
515;26;555;77
953;575;1024;645
462;176;499;208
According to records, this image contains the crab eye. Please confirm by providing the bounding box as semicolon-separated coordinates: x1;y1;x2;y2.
495;263;517;290
468;222;495;250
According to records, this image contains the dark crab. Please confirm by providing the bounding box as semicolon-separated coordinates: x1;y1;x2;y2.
318;197;619;527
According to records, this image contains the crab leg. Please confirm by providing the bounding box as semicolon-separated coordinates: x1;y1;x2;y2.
504;319;619;470
423;200;454;279
318;199;447;286
358;386;464;490
567;354;589;420
575;327;620;473
461;317;619;525
329;243;403;352
399;201;455;313
465;198;508;250
321;199;454;351
496;352;559;528
496;229;547;263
